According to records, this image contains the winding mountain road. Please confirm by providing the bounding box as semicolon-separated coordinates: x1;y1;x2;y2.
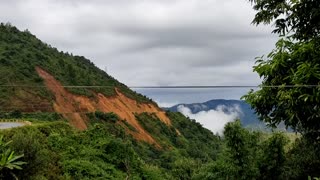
0;122;28;129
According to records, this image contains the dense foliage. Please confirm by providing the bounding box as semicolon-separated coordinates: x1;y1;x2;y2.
244;0;320;141
195;120;319;179
244;38;320;138
249;0;320;40
0;113;317;179
0;112;223;179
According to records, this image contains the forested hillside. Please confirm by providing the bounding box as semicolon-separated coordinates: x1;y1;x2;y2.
0;23;170;142
0;112;317;179
0;112;223;179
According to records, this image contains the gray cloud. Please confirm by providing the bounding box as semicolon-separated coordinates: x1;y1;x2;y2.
0;0;278;104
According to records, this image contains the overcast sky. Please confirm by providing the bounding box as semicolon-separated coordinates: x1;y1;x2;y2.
0;0;278;105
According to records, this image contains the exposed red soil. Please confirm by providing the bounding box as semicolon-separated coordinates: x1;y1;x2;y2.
36;67;171;145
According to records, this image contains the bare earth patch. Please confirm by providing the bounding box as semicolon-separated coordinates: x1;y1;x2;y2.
36;67;172;146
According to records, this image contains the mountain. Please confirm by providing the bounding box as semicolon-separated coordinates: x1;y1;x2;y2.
0;23;178;145
165;99;266;129
0;23;224;179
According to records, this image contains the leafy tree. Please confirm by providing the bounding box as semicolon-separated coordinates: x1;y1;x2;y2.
244;0;320;140
283;138;320;179
249;0;320;40
103;139;142;179
193;159;236;180
223;120;261;179
7;127;58;179
171;157;199;180
140;164;167;180
258;132;288;180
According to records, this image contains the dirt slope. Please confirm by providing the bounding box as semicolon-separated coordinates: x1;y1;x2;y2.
36;67;171;145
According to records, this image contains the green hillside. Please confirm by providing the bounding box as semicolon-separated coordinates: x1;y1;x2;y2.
0;112;317;179
0;23;152;112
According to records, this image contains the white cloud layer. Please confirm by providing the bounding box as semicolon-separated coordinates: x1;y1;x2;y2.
177;105;241;134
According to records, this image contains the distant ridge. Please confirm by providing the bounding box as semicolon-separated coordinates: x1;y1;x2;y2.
164;99;266;129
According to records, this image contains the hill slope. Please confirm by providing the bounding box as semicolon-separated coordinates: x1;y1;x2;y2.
0;23;151;106
0;23;171;144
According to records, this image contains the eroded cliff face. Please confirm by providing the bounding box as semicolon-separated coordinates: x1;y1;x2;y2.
36;67;171;145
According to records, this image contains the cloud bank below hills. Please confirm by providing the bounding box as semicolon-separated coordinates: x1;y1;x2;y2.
177;104;242;134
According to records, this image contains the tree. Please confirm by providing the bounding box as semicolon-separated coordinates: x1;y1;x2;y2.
249;0;320;41
171;157;199;180
223;120;261;179
244;0;320;140
258;132;288;180
283;137;320;179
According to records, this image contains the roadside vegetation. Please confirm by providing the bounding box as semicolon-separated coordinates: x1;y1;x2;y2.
0;112;317;179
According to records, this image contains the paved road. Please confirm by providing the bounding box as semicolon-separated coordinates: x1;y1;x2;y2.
0;122;26;129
